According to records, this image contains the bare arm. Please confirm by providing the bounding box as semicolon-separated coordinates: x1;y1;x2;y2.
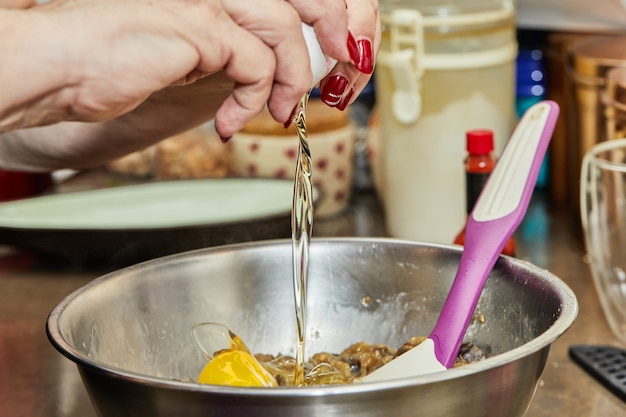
0;0;380;171
0;73;233;171
0;0;316;136
0;7;75;130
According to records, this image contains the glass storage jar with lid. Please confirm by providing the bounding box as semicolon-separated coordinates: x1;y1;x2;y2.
604;67;626;141
374;0;517;244
565;36;626;221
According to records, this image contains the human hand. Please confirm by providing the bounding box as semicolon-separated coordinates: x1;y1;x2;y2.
0;0;353;139
288;0;380;111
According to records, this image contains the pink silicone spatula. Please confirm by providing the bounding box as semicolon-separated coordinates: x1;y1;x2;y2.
361;100;559;383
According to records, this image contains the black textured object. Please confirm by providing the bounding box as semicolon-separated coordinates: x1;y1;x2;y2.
569;345;626;402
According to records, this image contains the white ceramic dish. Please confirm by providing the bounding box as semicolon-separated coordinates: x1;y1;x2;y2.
0;178;303;266
0;178;295;229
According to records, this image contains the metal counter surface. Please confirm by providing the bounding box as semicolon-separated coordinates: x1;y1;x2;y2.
1;180;625;416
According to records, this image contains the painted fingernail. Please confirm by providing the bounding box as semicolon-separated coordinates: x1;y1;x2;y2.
220;135;232;143
347;32;360;66
336;88;355;111
283;105;297;129
321;74;349;106
356;39;374;74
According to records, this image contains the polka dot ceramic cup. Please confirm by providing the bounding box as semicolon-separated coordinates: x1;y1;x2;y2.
230;101;356;217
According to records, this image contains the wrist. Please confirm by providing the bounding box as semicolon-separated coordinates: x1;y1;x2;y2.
0;7;75;131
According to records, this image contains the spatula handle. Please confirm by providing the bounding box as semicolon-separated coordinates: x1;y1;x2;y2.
430;101;559;368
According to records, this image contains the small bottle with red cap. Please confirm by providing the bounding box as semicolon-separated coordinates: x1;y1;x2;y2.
453;129;516;256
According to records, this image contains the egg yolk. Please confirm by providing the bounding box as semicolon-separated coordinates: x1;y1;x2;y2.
197;350;278;387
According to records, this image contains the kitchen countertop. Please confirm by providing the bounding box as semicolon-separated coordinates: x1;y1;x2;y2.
1;172;626;416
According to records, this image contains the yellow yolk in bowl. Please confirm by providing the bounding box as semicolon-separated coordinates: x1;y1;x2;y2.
197;349;278;388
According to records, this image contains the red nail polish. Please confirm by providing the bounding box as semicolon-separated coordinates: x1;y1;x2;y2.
347;32;360;66
220;135;232;143
283;105;297;129
321;74;349;106
336;88;355;111
356;39;374;74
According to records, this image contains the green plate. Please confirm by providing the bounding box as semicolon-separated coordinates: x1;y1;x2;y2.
0;178;305;266
0;178;296;229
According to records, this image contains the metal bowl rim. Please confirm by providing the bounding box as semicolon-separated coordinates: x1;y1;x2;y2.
46;237;579;395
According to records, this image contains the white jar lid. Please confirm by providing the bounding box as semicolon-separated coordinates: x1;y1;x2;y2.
380;0;514;29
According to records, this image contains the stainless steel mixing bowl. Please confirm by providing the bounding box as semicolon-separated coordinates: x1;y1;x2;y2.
47;238;578;417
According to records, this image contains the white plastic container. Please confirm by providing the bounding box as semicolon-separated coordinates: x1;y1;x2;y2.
516;0;626;32
374;0;517;244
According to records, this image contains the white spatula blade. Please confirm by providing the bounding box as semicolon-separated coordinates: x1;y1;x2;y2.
359;338;446;383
